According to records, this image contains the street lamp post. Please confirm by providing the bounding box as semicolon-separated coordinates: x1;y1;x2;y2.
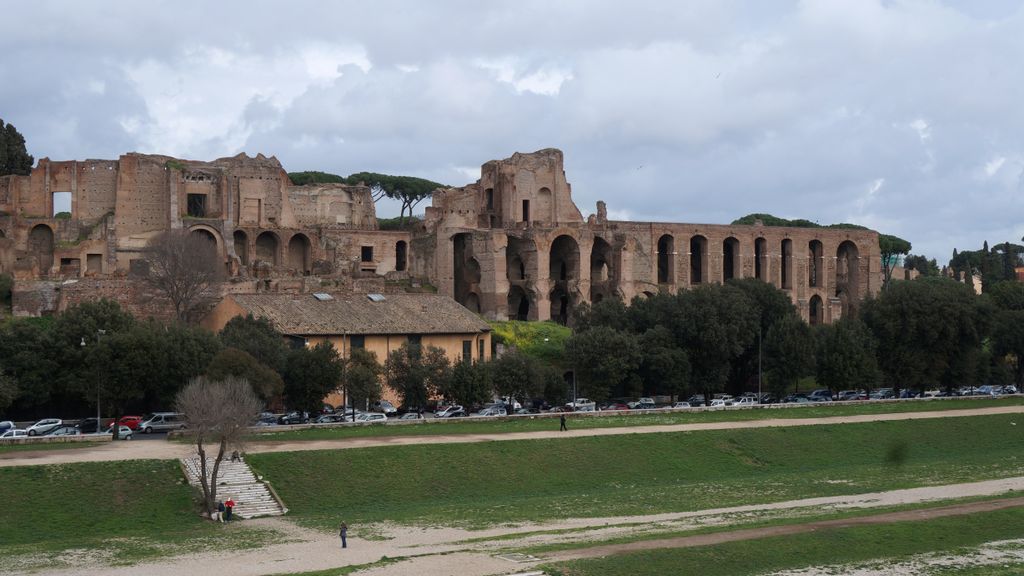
80;329;106;435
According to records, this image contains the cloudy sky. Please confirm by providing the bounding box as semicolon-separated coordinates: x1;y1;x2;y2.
2;0;1022;262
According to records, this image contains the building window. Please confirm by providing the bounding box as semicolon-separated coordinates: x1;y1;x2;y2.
462;340;471;363
522;199;530;223
187;194;207;217
478;339;484;360
351;335;365;349
408;334;422;347
361;246;374;262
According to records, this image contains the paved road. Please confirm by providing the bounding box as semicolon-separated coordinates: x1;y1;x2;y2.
3;404;1024;468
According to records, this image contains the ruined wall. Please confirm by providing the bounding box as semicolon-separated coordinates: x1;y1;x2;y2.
288;183;377;228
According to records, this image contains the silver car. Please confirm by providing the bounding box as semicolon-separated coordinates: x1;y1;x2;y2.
138;412;187;433
26;418;62;436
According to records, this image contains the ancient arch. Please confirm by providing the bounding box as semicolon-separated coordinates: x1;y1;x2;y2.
690;235;708;284
395;240;408;272
255;231;280;265
754;237;767;280
233;230;248;265
808;240;824;288
506;236;537;282
28;224;54;274
657;234;675;284
809;295;824;325
590;236;617;302
836;240;860;317
549;235;580;282
723;237;740;281
781;239;793;290
453;233;482;310
507;285;531;321
287;233;312;274
535;187;553;224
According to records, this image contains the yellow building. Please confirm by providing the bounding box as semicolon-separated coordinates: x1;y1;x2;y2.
203;292;492;407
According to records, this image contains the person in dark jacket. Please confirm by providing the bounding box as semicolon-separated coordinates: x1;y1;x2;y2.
560;413;567;431
339;522;348;548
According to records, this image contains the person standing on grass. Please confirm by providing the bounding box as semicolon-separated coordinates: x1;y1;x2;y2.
215;500;225;522
224;497;235;521
560;413;567;431
339;522;348;548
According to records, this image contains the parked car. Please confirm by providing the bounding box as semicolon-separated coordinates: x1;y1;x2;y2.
26;418;62;436
435;405;464;418
0;420;14;434
782;393;810;403
997;385;1018;395
47;426;82;437
630;399;656;409
75;417;114;434
870;388;894;400
671;401;692;409
371;400;398;415
807;389;834;402
758;394;778;404
837;390;867;401
355;412;388;423
107;424;134;440
315;414;343;424
734;396;757;405
1;429;27;439
472;406;507;417
709;398;732;407
118;416;143;430
278;411;309;425
398;412;425;420
514;407;540;415
138;412;187;433
566;398;592;410
602;402;630;411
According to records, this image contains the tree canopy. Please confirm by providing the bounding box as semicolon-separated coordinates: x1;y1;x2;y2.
879;234;913;289
0;119;34;176
730;213;869;230
288;170;446;227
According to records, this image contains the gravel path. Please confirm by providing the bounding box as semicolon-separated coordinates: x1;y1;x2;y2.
15;476;1024;576
3;405;1023;468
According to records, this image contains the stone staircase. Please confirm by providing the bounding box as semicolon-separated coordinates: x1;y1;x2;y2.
181;455;287;518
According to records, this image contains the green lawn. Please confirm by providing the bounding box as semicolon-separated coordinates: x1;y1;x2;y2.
0;460;279;567
0;440;106;453
244;396;1024;443
247;413;1024;530
540;506;1024;576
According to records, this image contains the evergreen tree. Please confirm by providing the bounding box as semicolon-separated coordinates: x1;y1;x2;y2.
0;119;34;176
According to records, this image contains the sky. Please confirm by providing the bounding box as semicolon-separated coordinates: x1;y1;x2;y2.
2;0;1023;263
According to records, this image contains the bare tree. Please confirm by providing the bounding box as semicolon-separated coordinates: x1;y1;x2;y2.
175;376;261;519
142;229;225;323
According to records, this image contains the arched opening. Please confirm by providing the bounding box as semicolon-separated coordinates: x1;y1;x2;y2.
781;239;793;290
508;254;525;280
288;233;312;275
808;240;824;288
233;230;248;265
507;286;531;321
28;224;55;274
657;234;675;284
190;228;218;254
453;233;482;310
535;187;553;224
755;237;767;280
255;231;279;265
550;286;573;325
506;236;537;284
395;241;408;272
809;295;824;325
549;235;580;282
836;241;860;317
590;236;616;302
723;237;740;281
690;235;708;284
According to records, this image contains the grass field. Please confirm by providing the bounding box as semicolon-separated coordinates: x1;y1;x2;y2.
242;396;1024;443
0;460;280;568
0;440;107;454
247;413;1024;529
540;506;1024;576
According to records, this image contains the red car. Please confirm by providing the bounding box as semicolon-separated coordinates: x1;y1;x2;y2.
602;402;630;411
118;416;143;430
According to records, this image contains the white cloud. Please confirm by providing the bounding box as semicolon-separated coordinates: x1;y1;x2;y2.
983;156;1006;178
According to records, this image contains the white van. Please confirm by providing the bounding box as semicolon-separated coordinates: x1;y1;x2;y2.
138;412;186;434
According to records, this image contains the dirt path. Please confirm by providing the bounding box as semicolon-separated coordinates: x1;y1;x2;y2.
3;405;1023;468
16;476;1024;576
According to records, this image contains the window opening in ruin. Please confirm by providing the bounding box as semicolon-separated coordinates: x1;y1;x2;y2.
755;238;767;280
809;295;823;325
809;240;824;288
361;246;374;262
29;224;55;274
255;232;279;265
836;241;860;317
395;241;408;271
549;235;580;283
187;194;207;218
351;335;365;349
86;253;102;274
288;234;312;275
690;236;707;284
723;237;740;281
522;199;530;223
233;230;248;265
781;239;793;289
657;235;675;284
462;340;472;363
52;191;72;218
485;188;494;210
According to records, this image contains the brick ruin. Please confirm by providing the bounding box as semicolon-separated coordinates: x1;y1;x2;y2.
0;148;880;323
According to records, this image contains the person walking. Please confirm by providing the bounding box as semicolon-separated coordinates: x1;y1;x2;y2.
224;497;235;522
339;522;348;548
559;413;567;431
215;500;225;523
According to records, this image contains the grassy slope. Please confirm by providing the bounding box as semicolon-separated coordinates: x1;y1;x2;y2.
247;413;1024;529
0;460;276;565
245;396;1024;443
541;507;1024;576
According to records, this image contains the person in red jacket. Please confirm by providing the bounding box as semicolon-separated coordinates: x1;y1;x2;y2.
224;497;236;521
